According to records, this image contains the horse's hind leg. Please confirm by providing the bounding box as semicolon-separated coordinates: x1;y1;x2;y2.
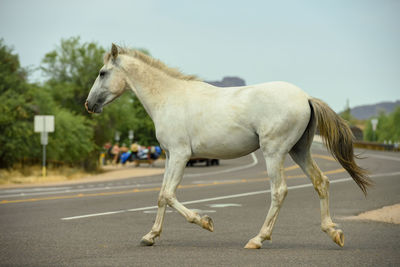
245;153;288;249
290;148;344;247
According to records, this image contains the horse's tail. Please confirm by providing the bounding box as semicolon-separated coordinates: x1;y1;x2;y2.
308;98;372;195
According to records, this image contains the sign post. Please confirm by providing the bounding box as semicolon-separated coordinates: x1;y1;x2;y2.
371;118;378;142
34;115;54;177
114;131;120;143
128;130;134;145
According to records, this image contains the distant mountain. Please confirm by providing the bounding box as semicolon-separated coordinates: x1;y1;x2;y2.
206;76;246;87
350;100;400;120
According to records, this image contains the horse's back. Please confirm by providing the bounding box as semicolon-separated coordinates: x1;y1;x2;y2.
212;81;311;133
246;81;311;124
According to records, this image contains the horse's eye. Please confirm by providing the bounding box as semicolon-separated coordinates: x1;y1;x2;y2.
99;71;107;78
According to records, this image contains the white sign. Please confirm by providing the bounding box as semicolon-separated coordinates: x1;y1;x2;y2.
371;118;378;132
34;115;55;133
115;131;120;142
129;130;134;140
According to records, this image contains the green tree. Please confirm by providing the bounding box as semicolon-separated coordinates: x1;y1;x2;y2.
40;37;158;165
41;36;105;115
339;99;358;125
47;108;95;164
364;107;400;143
25;86;96;164
0;40;37;168
0;39;95;169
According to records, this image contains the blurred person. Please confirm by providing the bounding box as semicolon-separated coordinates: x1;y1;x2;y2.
120;143;129;153
103;142;112;165
129;142;139;162
111;143;120;165
119;143;130;165
150;146;162;160
137;146;149;160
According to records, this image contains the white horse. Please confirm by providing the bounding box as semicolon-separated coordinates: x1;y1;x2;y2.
85;44;371;249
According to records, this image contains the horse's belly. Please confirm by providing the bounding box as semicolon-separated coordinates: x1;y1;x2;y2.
190;130;260;159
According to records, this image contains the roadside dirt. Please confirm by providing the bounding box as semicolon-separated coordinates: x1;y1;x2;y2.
343;204;400;224
0;162;165;188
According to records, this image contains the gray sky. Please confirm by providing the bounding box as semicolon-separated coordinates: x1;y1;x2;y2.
1;0;399;112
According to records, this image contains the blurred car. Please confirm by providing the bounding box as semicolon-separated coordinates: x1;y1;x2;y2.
186;158;219;167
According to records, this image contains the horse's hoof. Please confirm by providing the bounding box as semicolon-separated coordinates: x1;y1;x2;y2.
244;239;262;249
140;238;154;246
332;229;344;247
201;215;214;232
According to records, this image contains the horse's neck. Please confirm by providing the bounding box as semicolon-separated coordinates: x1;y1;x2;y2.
123;59;189;120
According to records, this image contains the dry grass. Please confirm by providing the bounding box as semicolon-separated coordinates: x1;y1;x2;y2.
0;165;92;185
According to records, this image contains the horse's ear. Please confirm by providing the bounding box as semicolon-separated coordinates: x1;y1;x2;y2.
111;43;118;59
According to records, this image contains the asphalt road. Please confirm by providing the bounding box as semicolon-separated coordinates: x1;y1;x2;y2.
1;144;399;266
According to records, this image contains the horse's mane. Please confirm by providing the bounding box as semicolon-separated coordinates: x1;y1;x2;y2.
105;47;199;81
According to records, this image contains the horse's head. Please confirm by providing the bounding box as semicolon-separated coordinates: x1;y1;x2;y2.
85;44;127;113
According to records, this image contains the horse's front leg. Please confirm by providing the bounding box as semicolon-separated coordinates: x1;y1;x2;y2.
140;157;169;246
140;191;168;246
163;156;215;231
140;152;213;246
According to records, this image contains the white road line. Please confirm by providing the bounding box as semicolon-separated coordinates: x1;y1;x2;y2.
208;203;242;208
0;182;163;199
364;153;400;162
192;179;240;184
0;186;72;194
61;170;400;221
63;210;127;220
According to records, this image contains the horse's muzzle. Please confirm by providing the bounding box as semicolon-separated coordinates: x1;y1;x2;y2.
85;100;93;113
85;100;101;114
